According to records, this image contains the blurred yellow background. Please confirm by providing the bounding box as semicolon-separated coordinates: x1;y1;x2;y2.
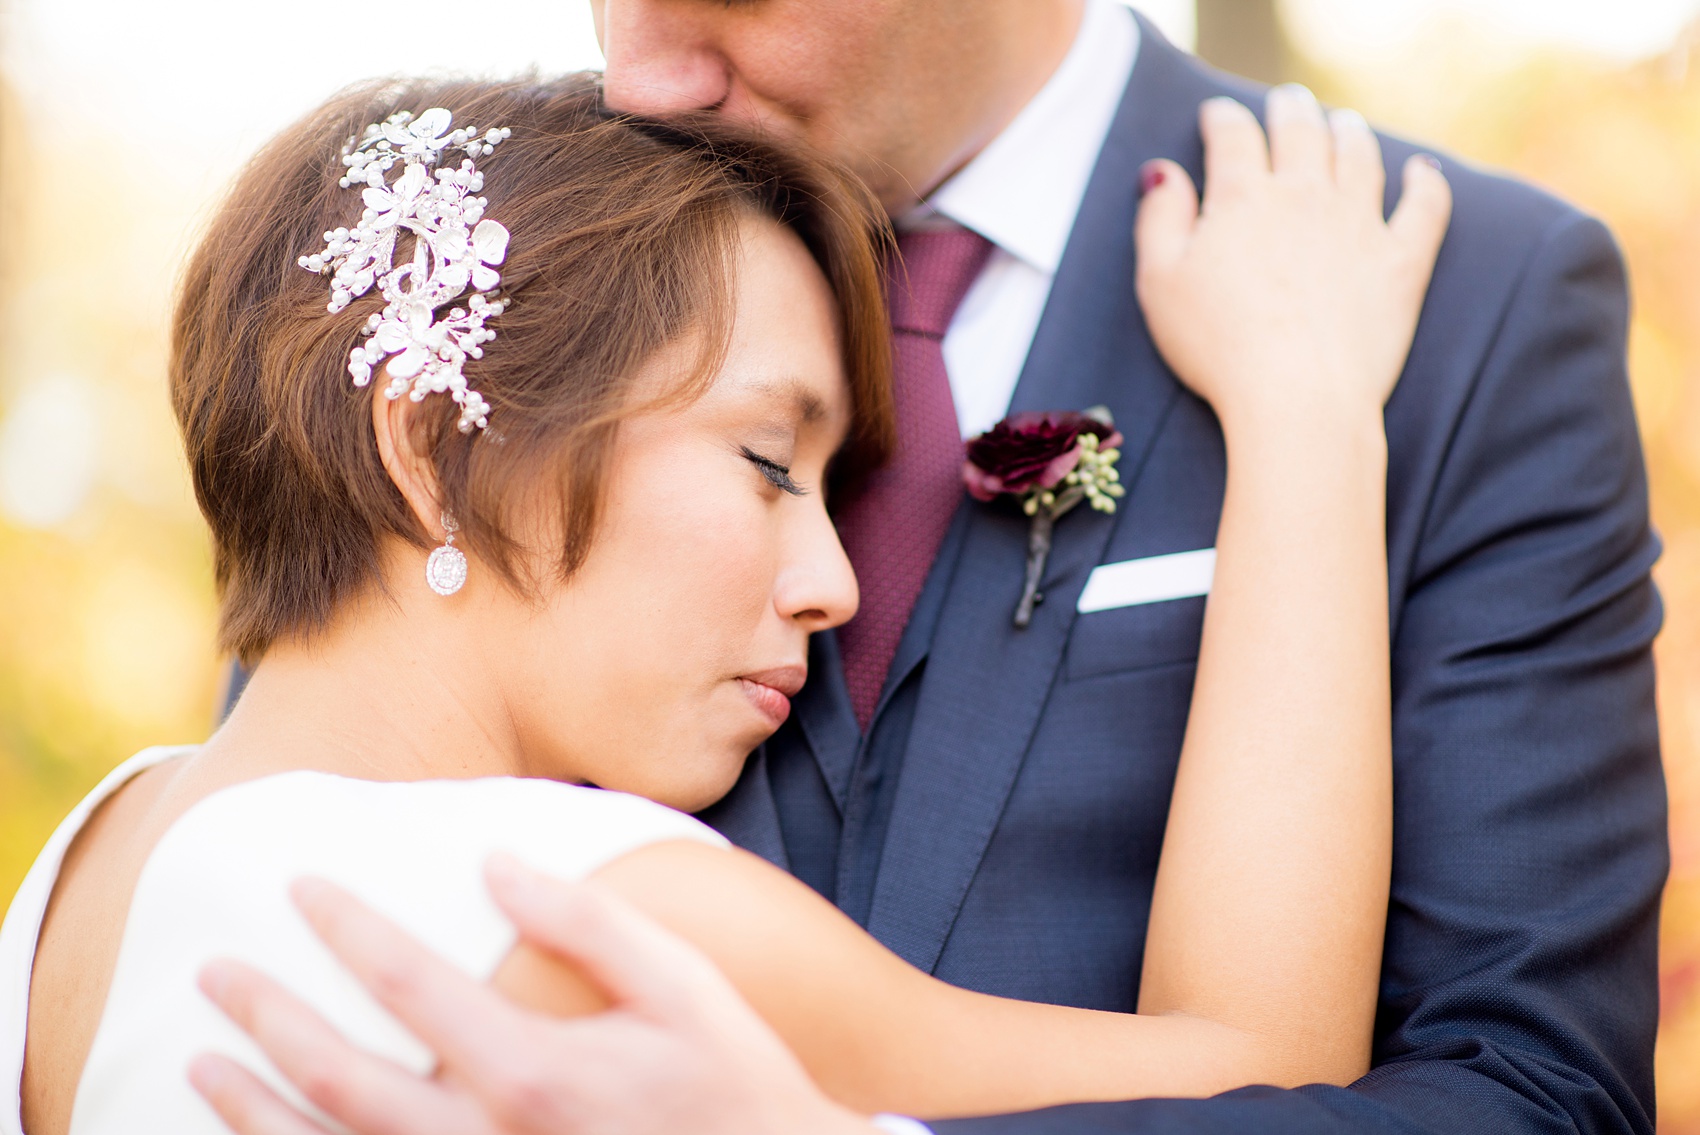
1;0;1697;1125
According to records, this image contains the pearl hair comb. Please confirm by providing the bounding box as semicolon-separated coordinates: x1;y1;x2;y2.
299;108;513;434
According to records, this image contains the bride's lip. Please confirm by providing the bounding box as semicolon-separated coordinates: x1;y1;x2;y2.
738;666;807;729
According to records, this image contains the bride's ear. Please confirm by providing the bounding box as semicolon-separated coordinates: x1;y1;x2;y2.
371;381;446;539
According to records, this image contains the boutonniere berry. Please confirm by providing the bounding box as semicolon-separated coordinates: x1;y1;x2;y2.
963;406;1126;628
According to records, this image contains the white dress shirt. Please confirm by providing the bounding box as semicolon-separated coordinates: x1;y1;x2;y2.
901;0;1141;440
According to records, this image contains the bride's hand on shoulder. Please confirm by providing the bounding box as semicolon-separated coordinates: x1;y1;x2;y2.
1135;85;1452;442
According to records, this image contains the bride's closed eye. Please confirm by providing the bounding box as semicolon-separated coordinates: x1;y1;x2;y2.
741;446;806;496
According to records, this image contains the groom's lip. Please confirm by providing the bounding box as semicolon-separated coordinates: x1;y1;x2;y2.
738;665;807;729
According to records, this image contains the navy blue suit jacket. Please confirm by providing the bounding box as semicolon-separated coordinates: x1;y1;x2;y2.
702;16;1667;1133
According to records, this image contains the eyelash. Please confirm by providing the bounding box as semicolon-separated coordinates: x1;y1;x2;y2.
741;447;805;496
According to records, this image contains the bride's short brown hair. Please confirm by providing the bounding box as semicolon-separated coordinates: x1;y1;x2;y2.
172;75;893;665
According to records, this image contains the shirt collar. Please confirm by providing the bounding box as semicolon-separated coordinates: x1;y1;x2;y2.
911;0;1140;276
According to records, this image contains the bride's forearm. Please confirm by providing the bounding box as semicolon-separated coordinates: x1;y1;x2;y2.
578;840;1383;1122
1137;400;1393;1084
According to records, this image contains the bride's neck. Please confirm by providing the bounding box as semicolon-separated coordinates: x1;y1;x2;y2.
205;587;527;786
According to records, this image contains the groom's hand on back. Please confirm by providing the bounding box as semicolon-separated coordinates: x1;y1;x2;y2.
190;856;877;1135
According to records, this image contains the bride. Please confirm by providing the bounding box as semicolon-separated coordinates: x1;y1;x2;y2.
1;74;1450;1134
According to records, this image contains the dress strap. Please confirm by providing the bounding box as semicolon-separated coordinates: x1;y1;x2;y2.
0;745;197;1135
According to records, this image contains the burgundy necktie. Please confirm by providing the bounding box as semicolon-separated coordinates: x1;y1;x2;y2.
835;226;994;730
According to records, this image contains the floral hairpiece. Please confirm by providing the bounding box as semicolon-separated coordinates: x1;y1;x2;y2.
299;108;513;434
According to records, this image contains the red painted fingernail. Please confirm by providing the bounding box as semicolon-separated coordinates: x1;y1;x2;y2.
1141;163;1167;193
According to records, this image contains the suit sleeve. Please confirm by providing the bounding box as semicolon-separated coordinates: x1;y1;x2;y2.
935;211;1668;1134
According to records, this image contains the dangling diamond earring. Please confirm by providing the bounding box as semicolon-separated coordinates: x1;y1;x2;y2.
425;512;469;597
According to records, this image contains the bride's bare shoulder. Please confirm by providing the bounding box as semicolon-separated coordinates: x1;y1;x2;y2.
493;839;879;1013
21;744;334;1135
493;839;945;1114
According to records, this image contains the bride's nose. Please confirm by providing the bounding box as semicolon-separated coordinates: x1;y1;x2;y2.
774;506;859;633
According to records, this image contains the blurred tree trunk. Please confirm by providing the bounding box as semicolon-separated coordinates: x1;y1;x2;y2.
0;0;18;347
0;80;20;393
1194;0;1298;85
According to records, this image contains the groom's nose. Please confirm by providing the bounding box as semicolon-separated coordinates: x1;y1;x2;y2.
594;0;732;116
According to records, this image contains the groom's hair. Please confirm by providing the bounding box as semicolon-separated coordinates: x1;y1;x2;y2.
172;75;893;665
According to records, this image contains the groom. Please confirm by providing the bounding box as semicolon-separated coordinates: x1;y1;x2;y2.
204;1;1666;1132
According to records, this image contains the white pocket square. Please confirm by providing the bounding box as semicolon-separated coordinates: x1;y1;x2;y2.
1077;549;1216;613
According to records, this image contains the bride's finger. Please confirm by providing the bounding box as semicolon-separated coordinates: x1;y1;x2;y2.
1266;84;1331;184
1200;97;1268;205
1330;108;1385;207
197;959;470;1135
190;1054;333;1135
1134;160;1200;280
1388;154;1454;270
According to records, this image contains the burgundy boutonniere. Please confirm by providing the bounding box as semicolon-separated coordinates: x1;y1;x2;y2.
963;406;1126;628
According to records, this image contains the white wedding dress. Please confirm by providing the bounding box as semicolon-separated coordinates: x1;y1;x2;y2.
0;746;728;1135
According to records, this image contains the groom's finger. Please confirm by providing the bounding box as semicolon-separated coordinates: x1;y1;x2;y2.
190;1054;335;1135
484;853;731;1021
199;955;476;1135
286;878;541;1092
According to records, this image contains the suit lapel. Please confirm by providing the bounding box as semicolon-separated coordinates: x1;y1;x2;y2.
793;629;859;811
863;18;1213;972
697;747;791;869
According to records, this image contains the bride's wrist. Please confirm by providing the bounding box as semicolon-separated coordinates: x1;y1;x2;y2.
1216;389;1388;460
1218;399;1389;479
764;1088;888;1135
805;1107;893;1135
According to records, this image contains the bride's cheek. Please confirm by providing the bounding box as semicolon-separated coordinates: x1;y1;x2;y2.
653;497;766;626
